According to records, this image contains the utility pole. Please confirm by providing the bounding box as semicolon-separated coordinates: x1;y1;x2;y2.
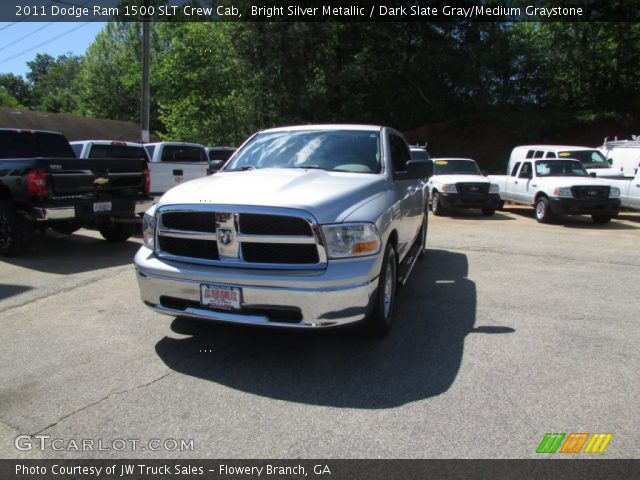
141;13;151;144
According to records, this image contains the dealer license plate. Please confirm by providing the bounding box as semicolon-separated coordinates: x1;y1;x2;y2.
93;201;112;212
200;284;241;310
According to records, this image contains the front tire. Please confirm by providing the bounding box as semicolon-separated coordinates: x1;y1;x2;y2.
592;215;612;224
366;243;397;338
481;208;495;216
0;201;34;257
431;192;446;216
99;222;133;242
535;197;554;223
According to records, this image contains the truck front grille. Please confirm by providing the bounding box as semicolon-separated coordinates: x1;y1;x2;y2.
571;186;609;199
155;207;325;268
456;182;489;195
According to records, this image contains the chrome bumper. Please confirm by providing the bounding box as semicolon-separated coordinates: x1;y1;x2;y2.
134;246;381;328
33;199;154;221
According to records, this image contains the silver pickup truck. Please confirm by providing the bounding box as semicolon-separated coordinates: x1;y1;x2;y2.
134;125;433;337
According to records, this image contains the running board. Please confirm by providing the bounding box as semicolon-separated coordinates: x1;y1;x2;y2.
397;239;422;287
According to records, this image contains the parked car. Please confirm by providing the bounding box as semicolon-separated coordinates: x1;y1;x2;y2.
508;145;619;177
144;142;207;194
598;138;640;177
71;140;150;161
0;129;152;256
489;157;620;224
428;157;501;216
135;125;433;337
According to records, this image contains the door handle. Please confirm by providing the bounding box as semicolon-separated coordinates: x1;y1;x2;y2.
173;169;183;176
514;181;518;184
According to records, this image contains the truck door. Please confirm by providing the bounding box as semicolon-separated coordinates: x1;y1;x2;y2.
628;173;640;208
389;133;422;260
513;162;534;203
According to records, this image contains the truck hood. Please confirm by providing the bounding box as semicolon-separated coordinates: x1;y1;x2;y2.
430;174;491;184
158;168;388;224
536;176;615;188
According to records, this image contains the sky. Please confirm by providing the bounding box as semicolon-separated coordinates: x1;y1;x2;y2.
0;22;105;77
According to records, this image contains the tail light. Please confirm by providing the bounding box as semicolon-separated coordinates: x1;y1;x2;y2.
27;168;48;197
143;166;151;194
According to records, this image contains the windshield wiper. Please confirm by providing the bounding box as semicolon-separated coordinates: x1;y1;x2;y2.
227;166;257;171
287;165;331;170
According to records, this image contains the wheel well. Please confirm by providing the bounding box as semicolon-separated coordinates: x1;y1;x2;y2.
534;192;547;202
387;230;398;252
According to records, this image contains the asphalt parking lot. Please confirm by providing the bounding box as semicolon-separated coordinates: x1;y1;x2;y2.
1;206;639;459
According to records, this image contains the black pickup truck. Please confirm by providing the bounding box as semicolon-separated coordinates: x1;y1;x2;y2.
0;129;153;256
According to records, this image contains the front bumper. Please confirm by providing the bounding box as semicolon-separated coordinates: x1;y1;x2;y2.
32;198;154;222
439;192;501;209
134;246;381;329
548;197;620;216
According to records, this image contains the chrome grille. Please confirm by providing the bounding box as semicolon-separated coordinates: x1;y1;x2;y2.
155;206;326;269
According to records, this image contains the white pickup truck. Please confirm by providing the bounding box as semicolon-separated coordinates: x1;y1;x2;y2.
144;142;208;195
489;158;621;224
600;171;640;210
70;140;149;161
427;158;501;216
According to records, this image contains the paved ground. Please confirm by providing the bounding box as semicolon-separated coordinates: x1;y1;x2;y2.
1;206;639;459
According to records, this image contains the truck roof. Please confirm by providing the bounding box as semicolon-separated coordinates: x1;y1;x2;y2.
262;124;383;133
145;141;205;147
70;140;144;147
514;145;596;151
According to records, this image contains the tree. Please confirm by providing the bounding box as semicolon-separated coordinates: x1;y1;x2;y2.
0;73;32;107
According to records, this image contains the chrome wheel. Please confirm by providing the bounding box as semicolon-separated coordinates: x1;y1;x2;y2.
535;201;544;219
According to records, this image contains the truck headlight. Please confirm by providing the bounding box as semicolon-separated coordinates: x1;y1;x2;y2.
489;183;499;194
609;187;620;198
553;187;573;198
441;184;458;193
321;223;381;258
142;212;157;249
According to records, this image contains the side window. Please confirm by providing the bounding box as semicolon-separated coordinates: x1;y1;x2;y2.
71;144;82;157
526;150;535;159
545;151;556;158
510;162;521;176
519;162;533;178
533;150;544;158
389;134;410;172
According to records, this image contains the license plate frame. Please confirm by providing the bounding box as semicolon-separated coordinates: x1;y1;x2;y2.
200;284;241;310
93;201;112;213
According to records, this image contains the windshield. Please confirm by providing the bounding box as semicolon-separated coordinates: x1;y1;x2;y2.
225;130;381;173
535;160;589;177
558;150;608;169
433;159;481;175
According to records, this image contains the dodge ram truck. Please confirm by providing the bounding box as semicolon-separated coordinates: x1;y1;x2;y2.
427;158;501;216
489;158;620;224
0;129;152;256
134;125;433;337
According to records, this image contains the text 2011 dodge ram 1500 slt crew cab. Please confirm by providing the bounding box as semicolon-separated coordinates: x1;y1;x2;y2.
134;125;433;337
489;158;620;224
0;129;152;256
427;158;501;216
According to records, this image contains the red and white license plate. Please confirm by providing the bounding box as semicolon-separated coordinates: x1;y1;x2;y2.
200;284;241;310
93;201;112;213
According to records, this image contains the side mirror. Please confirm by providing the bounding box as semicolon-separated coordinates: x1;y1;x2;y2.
206;160;224;175
608;158;613;166
482;170;488;177
589;172;597;178
405;159;433;180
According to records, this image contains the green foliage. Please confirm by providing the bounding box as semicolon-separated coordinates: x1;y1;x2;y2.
26;53;82;112
0;73;32;107
0;86;20;107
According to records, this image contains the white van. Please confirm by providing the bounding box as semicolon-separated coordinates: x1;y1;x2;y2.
598;138;640;177
507;145;618;177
